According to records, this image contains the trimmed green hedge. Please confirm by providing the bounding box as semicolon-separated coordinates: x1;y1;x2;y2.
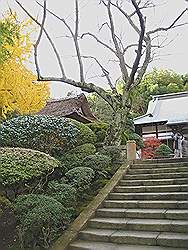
14;194;71;249
87;122;108;143
0;147;60;187
60;143;96;171
72;120;96;145
82;154;111;176
0;115;97;155
47;181;77;208
65;167;95;192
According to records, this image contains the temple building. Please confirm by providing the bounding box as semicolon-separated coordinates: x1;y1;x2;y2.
134;91;188;149
39;93;97;123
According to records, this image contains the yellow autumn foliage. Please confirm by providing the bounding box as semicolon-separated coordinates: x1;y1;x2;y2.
0;12;49;117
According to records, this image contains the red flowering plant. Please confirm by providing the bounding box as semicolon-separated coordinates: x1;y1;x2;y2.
141;137;161;159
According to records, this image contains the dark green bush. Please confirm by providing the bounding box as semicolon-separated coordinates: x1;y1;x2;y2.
0;115;80;155
65;167;95;192
155;143;172;158
47;181;77;208
60;143;96;171
0;147;60;194
72;120;96;145
82;154;111;177
0;196;17;249
87;122;109;143
14;194;72;249
99;146;123;163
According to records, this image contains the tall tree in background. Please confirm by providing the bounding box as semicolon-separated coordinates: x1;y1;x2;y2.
133;69;188;115
0;12;49;118
16;0;188;145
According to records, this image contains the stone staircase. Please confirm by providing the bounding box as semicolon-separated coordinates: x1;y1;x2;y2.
69;159;188;250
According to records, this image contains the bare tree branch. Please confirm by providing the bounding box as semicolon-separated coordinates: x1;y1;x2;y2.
81;32;116;54
126;0;146;91
74;0;84;82
148;8;188;35
82;55;116;92
106;0;129;82
33;0;46;79
134;36;152;87
37;0;85;82
15;0;66;78
16;0;117;107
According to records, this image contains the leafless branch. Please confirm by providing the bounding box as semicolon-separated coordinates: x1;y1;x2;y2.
129;0;155;17
37;0;84;82
148;8;188;35
106;0;128;82
15;0;66;78
126;0;146;91
33;0;46;79
81;32;116;54
82;55;116;92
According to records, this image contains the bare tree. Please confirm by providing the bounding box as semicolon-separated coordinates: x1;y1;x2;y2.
15;0;188;145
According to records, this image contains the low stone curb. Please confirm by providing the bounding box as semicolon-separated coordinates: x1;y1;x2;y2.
50;161;131;250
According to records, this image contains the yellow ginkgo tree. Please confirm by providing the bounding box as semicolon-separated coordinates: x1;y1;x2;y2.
0;12;49;118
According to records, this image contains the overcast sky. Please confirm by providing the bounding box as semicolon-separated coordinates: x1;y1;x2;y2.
0;0;188;98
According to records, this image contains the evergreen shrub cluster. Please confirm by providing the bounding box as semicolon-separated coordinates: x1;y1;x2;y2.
0;115;121;249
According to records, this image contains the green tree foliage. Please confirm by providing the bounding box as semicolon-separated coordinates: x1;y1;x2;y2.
134;68;188;115
87;122;109;143
87;93;114;124
0;14;19;64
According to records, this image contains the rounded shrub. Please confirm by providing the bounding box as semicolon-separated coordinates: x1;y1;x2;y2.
99;146;123;163
0;147;60;192
0;196;17;249
14;194;72;249
155;143;172;158
82;154;111;175
87;122;109;143
60;143;96;171
65;167;95;192
0;115;79;155
47;181;77;208
72;120;96;146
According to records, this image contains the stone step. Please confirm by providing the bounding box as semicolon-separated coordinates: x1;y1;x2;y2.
103;200;188;209
131;162;188;169
69;240;188;250
124;172;188;180
88;218;188;233
109;192;188;201
114;184;188;193
79;228;188;248
96;208;188;220
128;166;188;175
119;178;188;186
135;158;188;164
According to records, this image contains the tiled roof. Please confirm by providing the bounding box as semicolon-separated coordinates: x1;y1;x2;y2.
39;94;97;123
134;91;188;125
